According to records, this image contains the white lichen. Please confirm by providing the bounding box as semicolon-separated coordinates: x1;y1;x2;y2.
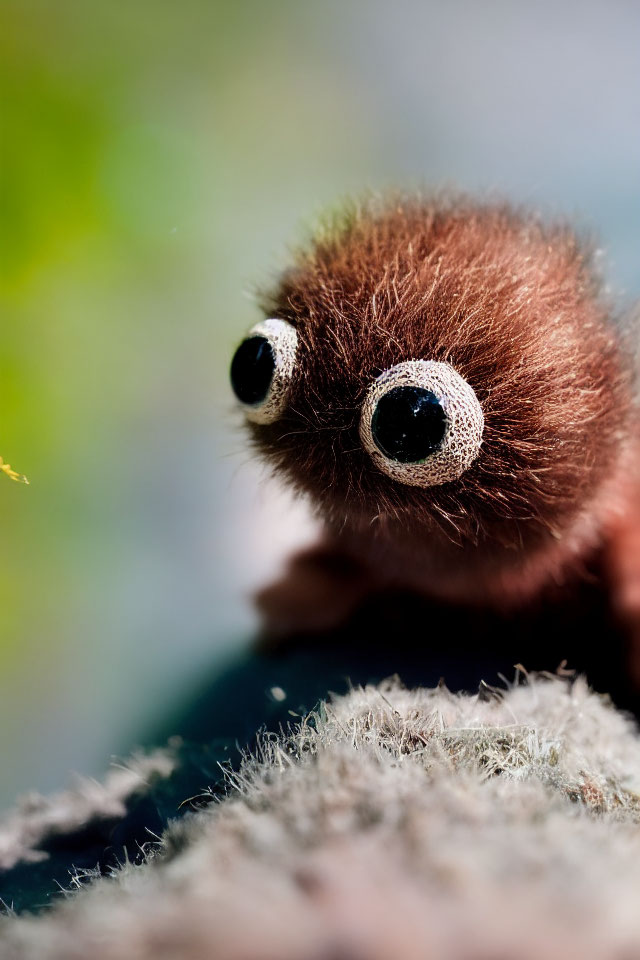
3;675;640;959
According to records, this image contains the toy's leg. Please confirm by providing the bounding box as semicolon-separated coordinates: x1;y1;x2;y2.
605;469;640;687
255;542;375;645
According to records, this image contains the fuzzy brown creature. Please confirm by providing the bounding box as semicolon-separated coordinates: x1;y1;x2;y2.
231;194;639;642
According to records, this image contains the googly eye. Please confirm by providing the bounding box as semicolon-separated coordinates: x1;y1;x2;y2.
360;360;484;487
230;318;298;424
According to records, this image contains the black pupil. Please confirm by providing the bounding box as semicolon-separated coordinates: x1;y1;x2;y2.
371;386;447;463
230;336;275;406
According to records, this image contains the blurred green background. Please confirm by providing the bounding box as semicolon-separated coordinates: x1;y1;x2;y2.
1;0;639;808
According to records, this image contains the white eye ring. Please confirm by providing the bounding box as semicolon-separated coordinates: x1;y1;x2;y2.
359;360;484;487
231;318;298;424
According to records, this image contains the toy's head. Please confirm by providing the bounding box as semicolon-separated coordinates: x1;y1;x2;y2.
231;195;633;598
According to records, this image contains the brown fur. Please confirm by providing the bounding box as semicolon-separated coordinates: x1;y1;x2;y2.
246;193;636;609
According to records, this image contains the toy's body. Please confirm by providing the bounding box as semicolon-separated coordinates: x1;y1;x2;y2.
3;196;640;952
231;195;640;679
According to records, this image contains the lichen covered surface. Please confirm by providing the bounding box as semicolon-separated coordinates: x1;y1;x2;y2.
3;675;640;959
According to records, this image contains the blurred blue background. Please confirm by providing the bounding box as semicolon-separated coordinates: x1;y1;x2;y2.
1;0;639;808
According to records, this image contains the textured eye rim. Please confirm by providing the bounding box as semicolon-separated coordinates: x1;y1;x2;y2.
235;318;298;424
359;360;484;487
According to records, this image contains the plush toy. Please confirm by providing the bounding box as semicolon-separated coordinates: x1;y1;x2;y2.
231;194;640;679
2;197;639;954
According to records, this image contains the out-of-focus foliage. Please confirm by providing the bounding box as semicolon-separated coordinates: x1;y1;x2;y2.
0;0;368;807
